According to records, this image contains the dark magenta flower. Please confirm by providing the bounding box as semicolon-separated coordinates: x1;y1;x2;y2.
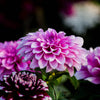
0;71;52;100
18;28;87;76
75;47;100;84
0;41;30;80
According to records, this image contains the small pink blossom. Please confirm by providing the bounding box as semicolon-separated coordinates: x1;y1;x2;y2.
0;41;30;80
75;47;100;84
18;28;87;76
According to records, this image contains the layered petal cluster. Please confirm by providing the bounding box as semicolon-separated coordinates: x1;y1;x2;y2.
0;71;52;100
75;47;100;84
18;28;87;76
0;41;30;80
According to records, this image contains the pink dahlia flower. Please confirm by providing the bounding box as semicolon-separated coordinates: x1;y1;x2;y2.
0;41;30;80
18;28;87;76
75;47;100;84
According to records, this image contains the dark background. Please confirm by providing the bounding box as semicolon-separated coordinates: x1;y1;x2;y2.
0;0;100;49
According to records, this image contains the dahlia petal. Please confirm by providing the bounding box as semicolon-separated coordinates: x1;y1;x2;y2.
7;58;15;64
25;48;32;53
61;49;69;54
56;64;66;71
74;63;81;71
24;52;33;61
61;43;69;49
32;47;42;53
56;54;65;64
31;42;40;48
46;64;53;72
74;37;83;46
58;31;66;38
94;47;100;56
91;67;100;75
38;58;48;69
75;71;90;80
2;59;14;69
53;48;61;55
17;43;23;49
17;47;27;55
0;67;5;74
3;64;14;70
44;54;55;61
85;77;100;84
0;50;7;58
66;53;76;58
49;60;58;69
17;62;28;70
23;41;32;46
65;58;73;67
65;65;74;77
35;52;43;60
42;48;52;53
40;42;49;48
30;58;38;69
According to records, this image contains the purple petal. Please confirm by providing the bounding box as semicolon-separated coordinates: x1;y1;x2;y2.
49;60;58;69
66;53;76;58
23;41;32;46
61;49;69;54
65;65;74;77
17;62;28;71
65;58;73;67
56;64;66;71
31;42;40;48
91;67;100;76
0;67;5;74
56;54;65;64
24;52;33;61
58;31;65;38
38;57;48;69
25;48;32;53
53;48;61;55
17;47;27;55
2;59;14;69
0;50;7;58
42;47;52;53
74;37;83;47
75;71;90;80
35;52;43;60
30;58;39;69
32;47;42;53
94;47;100;56
85;77;100;84
44;54;55;61
46;64;53;72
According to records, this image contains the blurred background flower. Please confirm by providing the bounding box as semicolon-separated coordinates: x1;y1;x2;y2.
75;47;100;84
0;41;30;80
61;1;100;34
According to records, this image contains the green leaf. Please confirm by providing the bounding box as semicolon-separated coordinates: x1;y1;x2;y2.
69;76;79;89
47;84;58;100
